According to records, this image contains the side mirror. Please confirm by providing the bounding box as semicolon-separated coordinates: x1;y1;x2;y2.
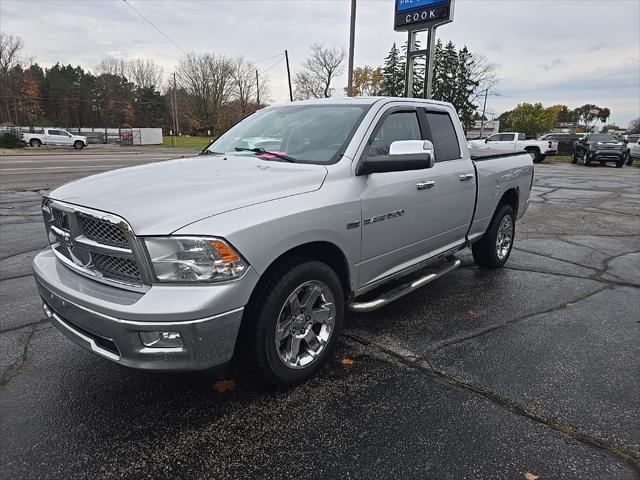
357;140;434;176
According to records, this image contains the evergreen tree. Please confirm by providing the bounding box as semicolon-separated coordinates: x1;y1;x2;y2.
380;43;404;97
401;40;424;97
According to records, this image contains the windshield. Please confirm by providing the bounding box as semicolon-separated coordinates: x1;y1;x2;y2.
206;104;369;164
590;134;618;142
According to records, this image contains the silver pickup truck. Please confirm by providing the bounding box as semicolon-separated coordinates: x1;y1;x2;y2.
34;97;533;386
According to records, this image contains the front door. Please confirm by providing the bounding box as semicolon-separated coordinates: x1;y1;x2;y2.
486;133;516;150
354;107;440;288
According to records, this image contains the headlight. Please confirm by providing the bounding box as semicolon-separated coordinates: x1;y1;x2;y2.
144;237;248;283
589;144;597;150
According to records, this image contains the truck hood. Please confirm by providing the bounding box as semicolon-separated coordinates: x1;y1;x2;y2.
48;155;328;234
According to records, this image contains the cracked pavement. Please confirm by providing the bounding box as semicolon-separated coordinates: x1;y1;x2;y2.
1;152;639;479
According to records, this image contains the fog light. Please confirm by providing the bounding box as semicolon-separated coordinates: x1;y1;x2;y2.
139;331;183;348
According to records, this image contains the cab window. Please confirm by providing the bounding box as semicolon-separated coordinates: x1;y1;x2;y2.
369;111;422;156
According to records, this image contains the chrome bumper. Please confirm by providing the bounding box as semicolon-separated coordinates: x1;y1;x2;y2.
34;248;257;371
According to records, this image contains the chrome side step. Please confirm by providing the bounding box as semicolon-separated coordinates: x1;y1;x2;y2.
348;257;461;313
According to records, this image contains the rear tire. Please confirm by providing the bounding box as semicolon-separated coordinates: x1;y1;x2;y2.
571;152;578;164
247;260;344;387
616;158;624;168
472;204;515;269
583;153;591;166
74;141;84;150
29;139;41;148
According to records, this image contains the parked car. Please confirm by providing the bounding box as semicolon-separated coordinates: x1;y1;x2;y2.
571;133;626;167
468;132;556;163
539;133;583;155
22;128;87;149
625;134;640;165
33;97;534;386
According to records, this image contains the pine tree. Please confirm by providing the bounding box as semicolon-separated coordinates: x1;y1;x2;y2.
380;43;404;97
401;40;424;97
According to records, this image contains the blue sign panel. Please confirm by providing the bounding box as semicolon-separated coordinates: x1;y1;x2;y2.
396;0;447;13
394;0;453;32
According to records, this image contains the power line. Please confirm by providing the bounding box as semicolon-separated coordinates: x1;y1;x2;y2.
259;55;285;75
0;95;169;106
122;0;187;55
253;52;286;64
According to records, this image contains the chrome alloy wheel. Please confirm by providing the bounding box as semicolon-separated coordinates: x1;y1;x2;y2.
496;215;514;261
275;280;336;369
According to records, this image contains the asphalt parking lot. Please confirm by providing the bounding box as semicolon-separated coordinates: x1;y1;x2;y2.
1;148;639;479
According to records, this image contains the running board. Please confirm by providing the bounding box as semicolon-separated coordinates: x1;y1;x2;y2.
348;257;461;313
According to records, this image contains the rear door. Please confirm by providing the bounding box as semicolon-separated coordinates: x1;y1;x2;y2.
422;109;476;247
59;130;74;146
46;129;63;145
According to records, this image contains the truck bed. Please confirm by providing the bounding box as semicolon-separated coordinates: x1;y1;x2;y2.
470;148;530;161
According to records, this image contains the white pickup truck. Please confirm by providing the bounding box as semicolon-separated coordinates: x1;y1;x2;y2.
34;97;534;386
468;132;556;163
22;128;87;149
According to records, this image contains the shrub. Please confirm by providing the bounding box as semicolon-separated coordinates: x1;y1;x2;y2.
0;132;25;148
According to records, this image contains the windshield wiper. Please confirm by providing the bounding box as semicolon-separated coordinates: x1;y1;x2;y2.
234;147;296;163
199;149;225;156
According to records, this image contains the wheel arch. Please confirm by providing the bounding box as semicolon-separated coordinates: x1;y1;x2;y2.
497;187;520;217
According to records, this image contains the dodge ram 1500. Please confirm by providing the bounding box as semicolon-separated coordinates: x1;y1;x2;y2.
34;97;534;386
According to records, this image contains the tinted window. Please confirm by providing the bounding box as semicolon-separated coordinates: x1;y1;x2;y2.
499;134;515;141
369;111;422;156
48;130;62;136
425;112;460;162
486;134;498;142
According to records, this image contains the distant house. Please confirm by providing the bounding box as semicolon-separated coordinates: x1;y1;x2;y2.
466;120;500;139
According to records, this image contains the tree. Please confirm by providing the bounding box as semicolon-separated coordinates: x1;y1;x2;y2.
0;32;26;124
380;43;404;97
628;118;640;134
127;59;163;89
507;103;552;137
96;57;127;78
572;104;610;132
351;66;383;96
294;44;345;99
231;56;258;114
401;39;424;97
17;72;43;124
497;110;512;132
177;53;235;134
600;124;621;133
431;41;481;130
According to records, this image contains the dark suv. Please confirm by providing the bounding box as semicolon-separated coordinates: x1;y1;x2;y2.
539;133;582;155
572;133;626;167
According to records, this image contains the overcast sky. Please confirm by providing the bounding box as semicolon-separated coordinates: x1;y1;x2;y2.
2;0;639;126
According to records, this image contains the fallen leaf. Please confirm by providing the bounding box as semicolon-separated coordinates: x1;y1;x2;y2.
524;473;540;480
340;358;354;366
214;379;237;393
565;302;575;307
465;309;480;318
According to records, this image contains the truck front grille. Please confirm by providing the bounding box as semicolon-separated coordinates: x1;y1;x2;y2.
42;199;146;289
78;214;128;248
93;253;141;283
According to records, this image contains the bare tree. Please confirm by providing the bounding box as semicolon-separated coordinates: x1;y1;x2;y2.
468;53;498;104
294;44;346;100
96;56;128;78
231;56;257;114
128;59;164;89
177;52;234;132
0;32;26;124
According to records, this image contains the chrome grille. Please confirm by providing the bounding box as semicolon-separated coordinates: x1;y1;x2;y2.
93;253;141;283
78;214;128;247
42;199;146;289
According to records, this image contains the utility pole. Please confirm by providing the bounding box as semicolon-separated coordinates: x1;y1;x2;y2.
285;50;293;102
256;70;260;107
347;0;357;96
480;88;489;138
171;72;179;147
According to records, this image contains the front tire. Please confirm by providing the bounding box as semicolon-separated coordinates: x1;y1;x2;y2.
248;261;344;387
74;141;85;150
29;139;41;148
583;153;591;166
616;158;624;168
527;149;544;163
472;204;515;269
571;152;578;164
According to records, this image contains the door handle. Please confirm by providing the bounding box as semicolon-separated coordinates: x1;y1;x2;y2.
459;174;475;181
416;181;435;190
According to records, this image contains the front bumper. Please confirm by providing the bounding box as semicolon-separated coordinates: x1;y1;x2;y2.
592;151;624;160
34;248;259;370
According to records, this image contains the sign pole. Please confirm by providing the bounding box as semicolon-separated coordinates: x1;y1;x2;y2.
347;0;357;97
423;26;436;99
